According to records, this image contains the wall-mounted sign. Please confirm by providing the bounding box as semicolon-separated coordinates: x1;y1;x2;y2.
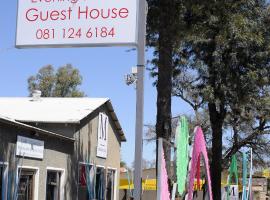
16;0;138;48
16;136;44;159
97;113;108;158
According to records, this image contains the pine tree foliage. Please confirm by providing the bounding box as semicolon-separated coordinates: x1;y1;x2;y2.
147;0;270;198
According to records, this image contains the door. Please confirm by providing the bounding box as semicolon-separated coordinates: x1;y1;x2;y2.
17;169;35;200
46;170;61;200
78;164;95;200
106;169;116;200
0;166;3;198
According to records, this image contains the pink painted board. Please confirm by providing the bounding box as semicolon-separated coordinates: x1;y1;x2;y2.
187;127;213;200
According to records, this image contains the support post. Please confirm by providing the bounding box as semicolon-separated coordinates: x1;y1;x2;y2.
157;138;163;200
133;0;146;199
248;148;253;200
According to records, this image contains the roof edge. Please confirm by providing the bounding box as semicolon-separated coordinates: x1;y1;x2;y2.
0;116;75;142
104;100;127;142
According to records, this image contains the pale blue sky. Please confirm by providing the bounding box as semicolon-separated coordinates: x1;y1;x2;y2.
0;1;192;166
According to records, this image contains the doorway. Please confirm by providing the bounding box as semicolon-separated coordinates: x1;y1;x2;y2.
46;170;62;200
0;165;3;197
0;162;8;199
106;169;116;200
78;164;107;200
17;169;36;200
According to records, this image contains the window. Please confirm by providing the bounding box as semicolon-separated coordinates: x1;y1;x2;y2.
106;169;116;200
17;169;36;200
46;170;61;200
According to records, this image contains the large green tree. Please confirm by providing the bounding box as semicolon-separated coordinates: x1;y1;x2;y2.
28;64;85;97
172;0;270;198
147;0;270;198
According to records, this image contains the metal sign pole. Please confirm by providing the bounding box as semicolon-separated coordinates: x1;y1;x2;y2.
133;0;146;198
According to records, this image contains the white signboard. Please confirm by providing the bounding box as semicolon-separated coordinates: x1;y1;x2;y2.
16;136;44;159
97;113;108;158
16;0;138;47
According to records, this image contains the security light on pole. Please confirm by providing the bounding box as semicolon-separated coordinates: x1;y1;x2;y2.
124;67;138;86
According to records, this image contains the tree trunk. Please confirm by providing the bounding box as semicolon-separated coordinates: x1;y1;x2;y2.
155;38;173;178
155;0;174;184
208;102;225;200
155;19;173;190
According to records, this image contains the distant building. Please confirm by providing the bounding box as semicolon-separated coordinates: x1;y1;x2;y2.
252;173;270;200
119;167;157;200
0;95;126;200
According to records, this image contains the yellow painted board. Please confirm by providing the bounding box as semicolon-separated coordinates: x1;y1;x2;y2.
119;179;157;190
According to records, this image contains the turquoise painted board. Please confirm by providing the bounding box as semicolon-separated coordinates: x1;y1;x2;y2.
176;116;189;195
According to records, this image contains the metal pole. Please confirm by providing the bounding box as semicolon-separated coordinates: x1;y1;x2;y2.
133;0;146;199
248;148;253;200
157;138;163;200
171;183;177;200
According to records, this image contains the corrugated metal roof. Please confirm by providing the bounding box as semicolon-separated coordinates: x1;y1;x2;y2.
0;97;126;141
0;97;108;123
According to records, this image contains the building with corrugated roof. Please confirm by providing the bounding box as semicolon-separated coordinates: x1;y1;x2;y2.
0;94;126;200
